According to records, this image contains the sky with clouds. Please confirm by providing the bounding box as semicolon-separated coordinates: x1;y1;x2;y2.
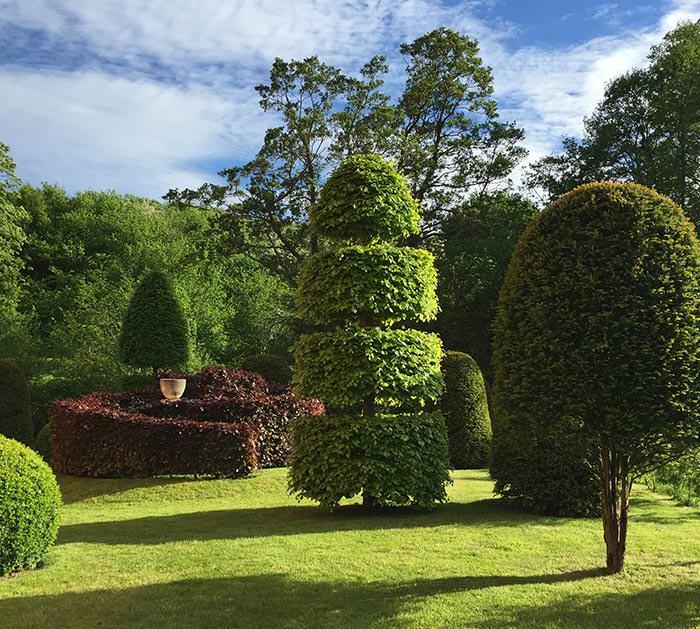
1;0;699;199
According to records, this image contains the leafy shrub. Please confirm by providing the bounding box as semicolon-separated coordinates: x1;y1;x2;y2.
50;393;259;478
294;326;443;410
0;435;61;575
289;413;451;509
297;245;438;325
441;351;491;468
310;154;420;242
646;450;700;506
33;423;51;461
118;271;190;373
0;360;33;445
240;354;292;385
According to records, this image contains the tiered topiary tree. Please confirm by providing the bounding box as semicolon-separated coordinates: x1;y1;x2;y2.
0;360;33;445
492;182;700;573
441;351;491;468
289;154;450;509
118;271;190;376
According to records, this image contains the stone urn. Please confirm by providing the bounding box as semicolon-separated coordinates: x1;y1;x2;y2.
159;378;186;401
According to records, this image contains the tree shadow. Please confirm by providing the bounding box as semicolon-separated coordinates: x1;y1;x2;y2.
3;572;699;629
58;498;570;546
57;474;196;504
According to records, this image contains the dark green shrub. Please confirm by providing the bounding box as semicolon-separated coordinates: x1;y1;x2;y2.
289;413;450;509
118;271;189;374
241;354;292;384
0;435;61;575
33;423;51;461
0;360;33;445
441;351;491;468
492;182;700;572
291;155;450;508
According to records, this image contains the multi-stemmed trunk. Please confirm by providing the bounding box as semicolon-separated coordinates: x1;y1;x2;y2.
599;445;630;574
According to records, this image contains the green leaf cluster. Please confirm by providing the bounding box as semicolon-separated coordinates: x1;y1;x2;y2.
441;351;492;469
288;412;451;509
311;154;420;242
491;182;700;515
297;245;438;325
293;327;443;411
118;271;190;372
0;360;32;445
0;435;61;575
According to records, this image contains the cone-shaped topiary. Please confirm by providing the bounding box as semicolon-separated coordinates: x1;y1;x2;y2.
441;351;491;468
492;182;700;573
118;271;190;374
291;154;450;509
0;360;33;445
0;435;61;575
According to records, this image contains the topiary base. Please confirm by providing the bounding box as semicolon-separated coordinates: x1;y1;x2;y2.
288;412;451;509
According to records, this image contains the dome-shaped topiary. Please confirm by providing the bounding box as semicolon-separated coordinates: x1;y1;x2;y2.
118;271;190;374
0;360;33;445
241;354;292;384
492;181;700;571
441;351;491;468
0;435;61;575
33;423;52;461
310;154;421;243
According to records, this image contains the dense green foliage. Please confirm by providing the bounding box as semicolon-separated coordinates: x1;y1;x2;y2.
647;449;700;506
240;354;292;384
33;423;51;461
441;351;491;468
0;360;33;445
294;327;443;410
437;192;538;374
527;21;700;227
297;245;438;325
492;182;700;570
311;155;420;242
289;413;450;509
0;435;61;575
170;28;525;279
118;271;190;373
291;155;449;507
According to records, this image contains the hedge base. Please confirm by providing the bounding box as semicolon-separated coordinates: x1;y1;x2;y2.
288;413;451;509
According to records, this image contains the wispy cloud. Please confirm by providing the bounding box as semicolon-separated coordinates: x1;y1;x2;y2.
0;0;698;197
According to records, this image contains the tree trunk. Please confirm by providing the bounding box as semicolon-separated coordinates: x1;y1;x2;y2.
599;446;630;574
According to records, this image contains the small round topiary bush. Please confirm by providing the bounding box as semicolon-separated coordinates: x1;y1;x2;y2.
0;360;33;445
240;354;292;385
441;351;491;469
0;435;61;575
33;423;51;461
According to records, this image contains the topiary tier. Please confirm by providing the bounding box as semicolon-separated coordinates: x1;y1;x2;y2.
49;366;323;478
291;154;451;509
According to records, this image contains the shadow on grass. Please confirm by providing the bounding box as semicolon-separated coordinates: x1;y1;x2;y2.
56;474;195;504
58;498;570;545
3;572;699;629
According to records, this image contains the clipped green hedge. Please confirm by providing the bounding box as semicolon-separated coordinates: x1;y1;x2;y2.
288;412;451;509
296;245;438;325
311;154;420;242
0;435;61;575
293;327;443;410
241;354;292;384
0;360;33;445
441;351;491;468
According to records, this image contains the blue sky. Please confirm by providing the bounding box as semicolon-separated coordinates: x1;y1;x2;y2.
0;0;698;198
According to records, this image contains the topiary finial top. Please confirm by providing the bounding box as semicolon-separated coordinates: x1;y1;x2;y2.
311;154;420;243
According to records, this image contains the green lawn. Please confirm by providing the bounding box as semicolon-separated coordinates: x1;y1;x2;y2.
1;469;699;628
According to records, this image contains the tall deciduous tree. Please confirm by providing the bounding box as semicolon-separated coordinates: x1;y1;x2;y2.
527;21;700;226
493;182;700;573
167;28;525;280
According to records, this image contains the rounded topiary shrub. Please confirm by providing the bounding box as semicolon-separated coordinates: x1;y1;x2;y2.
441;351;491;468
33;423;51;461
0;360;33;445
240;354;292;385
0;435;61;575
